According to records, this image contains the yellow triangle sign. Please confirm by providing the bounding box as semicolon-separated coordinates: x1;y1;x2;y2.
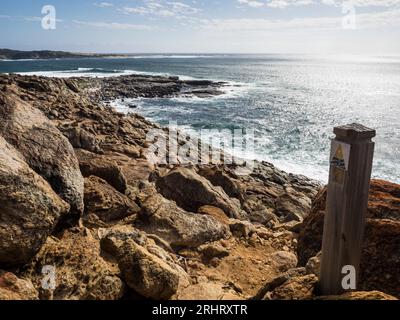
334;144;344;160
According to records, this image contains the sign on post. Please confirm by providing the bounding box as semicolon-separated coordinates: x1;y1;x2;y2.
319;123;376;295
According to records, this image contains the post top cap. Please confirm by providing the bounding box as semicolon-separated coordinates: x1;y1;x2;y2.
334;123;376;140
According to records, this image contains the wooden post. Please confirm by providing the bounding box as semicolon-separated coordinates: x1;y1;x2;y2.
319;123;376;295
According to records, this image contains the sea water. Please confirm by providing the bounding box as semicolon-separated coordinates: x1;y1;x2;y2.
1;54;399;183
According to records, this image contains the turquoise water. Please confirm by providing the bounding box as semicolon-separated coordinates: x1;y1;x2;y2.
1;54;399;183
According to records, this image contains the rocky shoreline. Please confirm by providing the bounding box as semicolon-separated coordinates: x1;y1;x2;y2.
74;74;227;101
0;73;398;300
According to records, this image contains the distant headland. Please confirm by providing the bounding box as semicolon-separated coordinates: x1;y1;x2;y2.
0;49;128;60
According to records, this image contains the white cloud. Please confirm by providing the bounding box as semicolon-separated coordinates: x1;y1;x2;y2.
324;0;400;6
237;0;400;8
201;8;400;30
0;14;62;23
23;16;42;22
238;0;265;8
237;0;315;8
120;1;200;18
72;20;154;30
94;2;114;8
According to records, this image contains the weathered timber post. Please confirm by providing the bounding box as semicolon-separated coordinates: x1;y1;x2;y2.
319;123;376;295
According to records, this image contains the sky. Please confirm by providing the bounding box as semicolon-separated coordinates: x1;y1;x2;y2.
0;0;399;54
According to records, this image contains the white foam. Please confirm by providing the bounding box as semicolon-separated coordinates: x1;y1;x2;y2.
110;97;329;182
178;75;197;81
109;99;129;113
0;58;47;62
15;67;189;79
126;55;219;59
17;68;138;78
187;129;328;182
254;155;328;183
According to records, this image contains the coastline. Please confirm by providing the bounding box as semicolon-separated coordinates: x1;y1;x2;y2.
3;55;400;184
0;49;131;60
0;73;398;300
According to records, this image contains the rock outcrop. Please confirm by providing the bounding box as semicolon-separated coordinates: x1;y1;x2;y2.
254;268;398;300
173;282;241;300
318;291;398;300
76;149;129;194
297;180;400;298
118;240;181;300
84;176;140;223
0;136;69;266
156;167;245;219
0;271;38;300
100;225;190;299
267;274;319;300
23;228;125;300
137;185;230;248
0;89;84;216
359;219;400;297
198;164;321;225
76;75;225;101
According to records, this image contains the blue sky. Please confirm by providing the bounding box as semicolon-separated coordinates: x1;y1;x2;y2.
0;0;399;54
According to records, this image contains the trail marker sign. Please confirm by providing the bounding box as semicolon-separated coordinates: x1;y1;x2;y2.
320;123;376;295
330;141;351;185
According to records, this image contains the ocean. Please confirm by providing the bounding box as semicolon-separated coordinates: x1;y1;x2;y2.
1;54;399;183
